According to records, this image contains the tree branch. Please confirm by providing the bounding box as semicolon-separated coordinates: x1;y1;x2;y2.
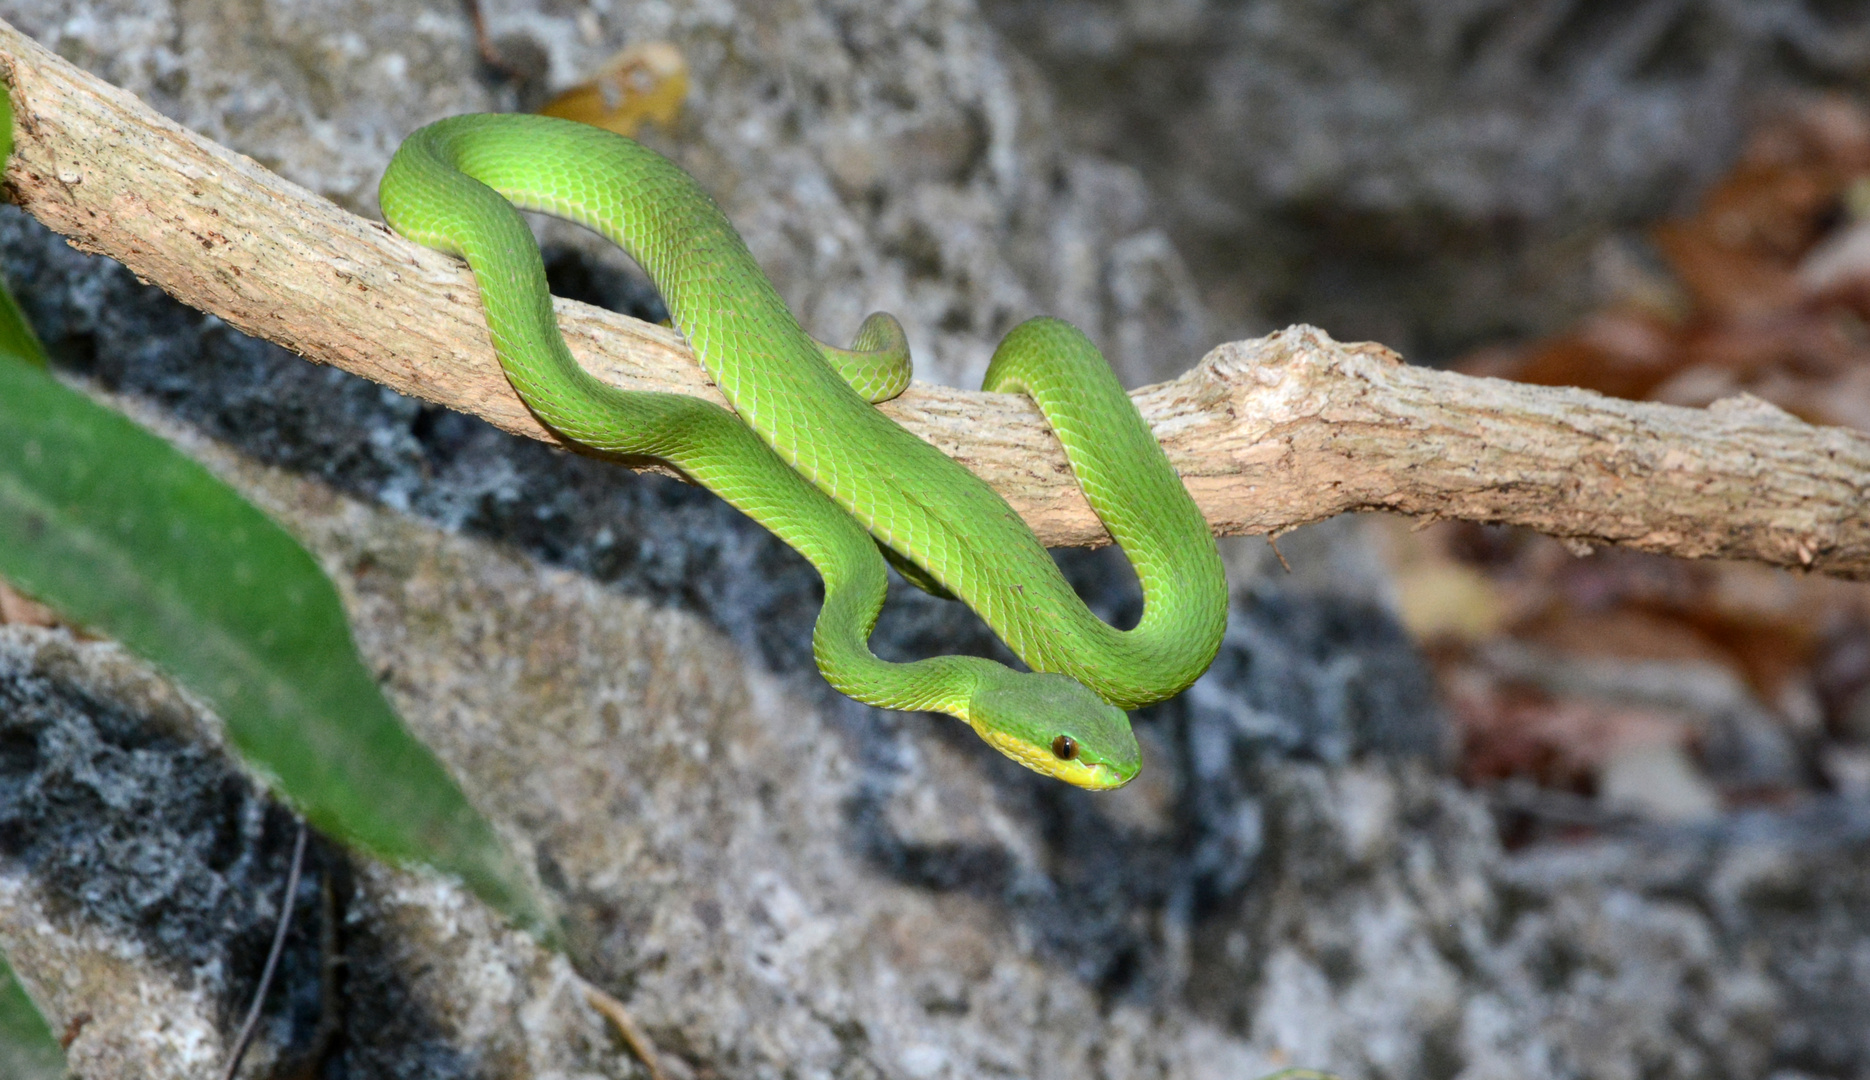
2;18;1866;578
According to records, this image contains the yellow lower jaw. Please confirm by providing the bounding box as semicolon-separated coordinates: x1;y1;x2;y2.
979;729;1130;790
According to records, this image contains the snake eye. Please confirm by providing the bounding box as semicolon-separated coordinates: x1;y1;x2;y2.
1051;735;1078;761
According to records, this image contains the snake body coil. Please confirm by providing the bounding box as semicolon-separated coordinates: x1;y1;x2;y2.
381;115;1225;788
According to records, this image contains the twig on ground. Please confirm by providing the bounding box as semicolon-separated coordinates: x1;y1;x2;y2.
220;818;308;1080
583;979;671;1080
461;0;528;83
1264;534;1292;574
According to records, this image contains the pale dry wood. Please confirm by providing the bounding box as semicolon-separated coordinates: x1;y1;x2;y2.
2;19;1866;578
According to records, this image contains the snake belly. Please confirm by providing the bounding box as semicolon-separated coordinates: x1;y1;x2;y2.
380;114;1225;789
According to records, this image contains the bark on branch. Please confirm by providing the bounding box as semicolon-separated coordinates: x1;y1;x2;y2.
2;19;1866;578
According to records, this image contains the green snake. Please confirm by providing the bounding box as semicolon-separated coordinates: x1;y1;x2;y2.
380;115;1226;789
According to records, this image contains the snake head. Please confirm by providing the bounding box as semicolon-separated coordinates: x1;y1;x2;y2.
968;672;1140;790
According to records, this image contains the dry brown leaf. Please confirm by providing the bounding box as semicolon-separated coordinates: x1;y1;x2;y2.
1461;95;1870;425
0;578;59;628
1444;662;1698;792
538;42;688;138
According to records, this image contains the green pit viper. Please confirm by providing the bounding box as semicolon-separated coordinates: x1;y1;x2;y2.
380;115;1226;789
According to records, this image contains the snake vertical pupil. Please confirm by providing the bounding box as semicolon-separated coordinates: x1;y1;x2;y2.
1051;735;1078;760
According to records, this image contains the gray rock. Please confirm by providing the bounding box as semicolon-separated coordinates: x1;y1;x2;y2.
0;438;1439;1077
13;567;1870;1077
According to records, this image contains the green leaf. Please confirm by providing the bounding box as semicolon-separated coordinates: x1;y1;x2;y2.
0;66;551;941
0;356;557;942
0;83;46;371
0;271;44;370
0;952;66;1080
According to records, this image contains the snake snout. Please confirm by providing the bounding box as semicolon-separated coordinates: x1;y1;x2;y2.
970;673;1140;789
